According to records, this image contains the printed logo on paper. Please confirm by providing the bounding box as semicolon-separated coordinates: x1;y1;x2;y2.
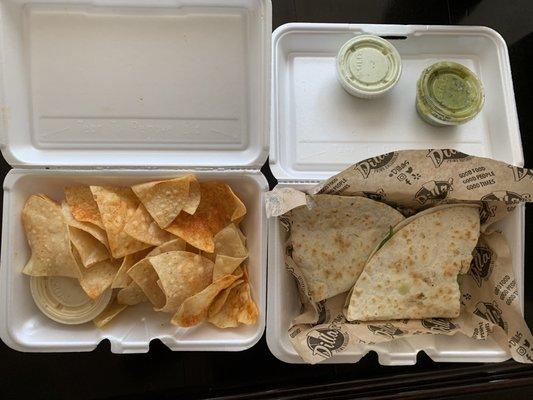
421;318;458;333
362;188;385;201
469;246;494;287
367;323;405;339
355;152;398;179
481;190;530;211
315;300;328;325
474;301;508;332
306;328;349;359
426;149;472;168
479;201;497;225
414;178;454;205
509;165;533;182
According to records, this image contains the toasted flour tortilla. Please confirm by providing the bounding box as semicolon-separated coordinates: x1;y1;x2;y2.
345;204;481;321
289;195;405;302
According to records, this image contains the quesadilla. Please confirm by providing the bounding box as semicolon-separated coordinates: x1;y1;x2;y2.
345;204;480;321
289;195;405;302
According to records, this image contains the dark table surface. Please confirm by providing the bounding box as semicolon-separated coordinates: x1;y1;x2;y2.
2;1;533;399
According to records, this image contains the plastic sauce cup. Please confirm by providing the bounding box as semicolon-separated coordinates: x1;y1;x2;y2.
336;34;402;99
416;61;485;127
30;276;112;325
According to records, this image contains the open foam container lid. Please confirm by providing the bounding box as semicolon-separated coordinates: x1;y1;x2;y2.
0;0;271;168
269;23;524;181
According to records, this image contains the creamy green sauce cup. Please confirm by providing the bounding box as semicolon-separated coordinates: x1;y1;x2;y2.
336;34;402;99
416;61;485;126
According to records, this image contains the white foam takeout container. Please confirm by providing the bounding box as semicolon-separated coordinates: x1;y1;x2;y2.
0;0;271;353
267;23;525;365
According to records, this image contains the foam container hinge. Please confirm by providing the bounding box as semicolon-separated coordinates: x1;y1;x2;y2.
267;23;524;365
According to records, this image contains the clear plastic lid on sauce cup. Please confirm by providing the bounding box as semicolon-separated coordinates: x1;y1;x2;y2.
336;34;402;99
416;61;485;127
30;276;112;325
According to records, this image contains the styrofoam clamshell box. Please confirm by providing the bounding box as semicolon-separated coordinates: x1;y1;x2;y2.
267;23;525;365
0;0;271;353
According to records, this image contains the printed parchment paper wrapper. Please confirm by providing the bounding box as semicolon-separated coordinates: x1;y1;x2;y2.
266;149;533;364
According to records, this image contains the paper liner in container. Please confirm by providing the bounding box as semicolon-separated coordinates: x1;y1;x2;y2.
266;149;533;364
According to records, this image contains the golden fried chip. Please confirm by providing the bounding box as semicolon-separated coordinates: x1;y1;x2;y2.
127;259;166;308
147;238;186;257
165;182;247;253
93;299;127;328
228;186;247;221
124;203;175;246
77;257;119;300
112;248;151;288
90;186;151;258
182;176;201;215
182;243;217;262
237;227;247;246
132;176;191;228
22;195;80;278
212;224;248;279
208;282;258;328
208;279;243;317
69;226;109;267
214;224;247;257
213;255;246;281
170;273;241;327
149;251;214;314
65;186;105;229
61;201;109;249
117;281;147;305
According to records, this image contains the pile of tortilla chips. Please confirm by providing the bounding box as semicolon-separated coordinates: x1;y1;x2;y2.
21;175;258;329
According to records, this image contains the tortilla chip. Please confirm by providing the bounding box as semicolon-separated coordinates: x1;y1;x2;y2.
117;281;147;305
112;248;151;288
149;251;214;314
69;226;109;267
147;238;186;257
237;227;247;246
228;186;247;221
345;205;480;321
93;299;127;328
241;261;250;282
182;243;218;262
64;186;105;229
22;195;80;278
212;256;243;281
214;223;248;258
124;203;175;246
182;176;201;215
165;182;247;252
127;259;166;308
208;279;243;317
212;224;248;279
171;273;241;327
61;201;109;249
132;176;191;228
208;282;258;328
77;258;119;300
90;186;151;258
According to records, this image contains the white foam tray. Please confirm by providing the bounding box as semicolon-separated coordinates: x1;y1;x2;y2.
0;0;271;353
267;23;525;365
2;170;267;352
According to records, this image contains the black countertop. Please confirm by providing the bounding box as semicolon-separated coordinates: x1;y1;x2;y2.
2;1;533;399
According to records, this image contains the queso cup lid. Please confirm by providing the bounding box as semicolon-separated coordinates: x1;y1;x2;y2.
30;276;112;325
336;34;402;98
